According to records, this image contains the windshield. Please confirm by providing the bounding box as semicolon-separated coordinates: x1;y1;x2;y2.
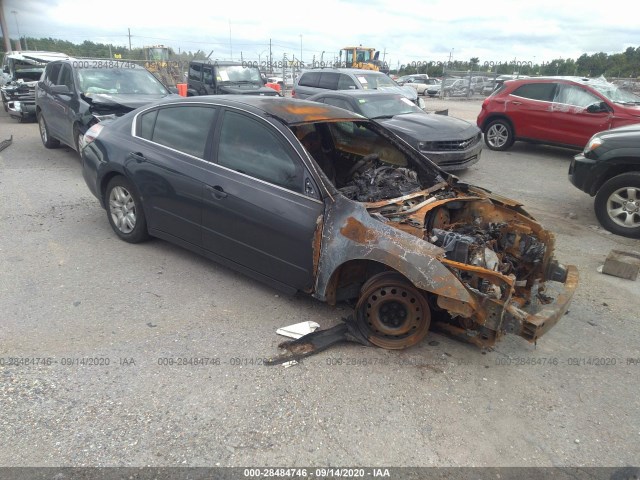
356;74;397;89
359;95;424;118
590;81;640;104
77;67;168;95
215;65;262;83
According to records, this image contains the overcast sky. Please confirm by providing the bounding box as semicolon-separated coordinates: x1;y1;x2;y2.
3;0;638;69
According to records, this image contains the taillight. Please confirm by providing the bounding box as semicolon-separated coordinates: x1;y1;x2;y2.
83;123;104;147
291;89;296;98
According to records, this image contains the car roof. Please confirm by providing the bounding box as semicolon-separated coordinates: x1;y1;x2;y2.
506;76;603;86
189;60;248;67
308;90;403;100
301;68;389;76
4;51;69;63
152;95;365;125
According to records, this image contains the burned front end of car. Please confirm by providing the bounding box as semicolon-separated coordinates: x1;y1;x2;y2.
362;186;577;348
299;116;578;349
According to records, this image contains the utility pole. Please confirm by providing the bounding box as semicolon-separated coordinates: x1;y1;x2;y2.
128;28;132;51
10;10;22;51
269;38;272;72
0;0;12;52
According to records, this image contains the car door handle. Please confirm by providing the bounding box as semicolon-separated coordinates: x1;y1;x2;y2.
130;152;146;163
511;101;522;105
206;185;228;199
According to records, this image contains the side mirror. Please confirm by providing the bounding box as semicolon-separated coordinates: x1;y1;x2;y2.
586;102;610;113
2;66;9;74
51;85;72;95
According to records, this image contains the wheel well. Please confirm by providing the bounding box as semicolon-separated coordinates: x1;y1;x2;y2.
590;163;640;195
325;259;406;306
481;114;514;136
100;172;124;204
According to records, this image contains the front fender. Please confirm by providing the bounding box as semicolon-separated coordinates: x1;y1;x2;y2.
313;195;473;304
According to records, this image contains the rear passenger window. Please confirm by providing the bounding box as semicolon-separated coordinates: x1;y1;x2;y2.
139;110;158;139
298;72;321;87
338;74;357;90
318;73;338;90
138;106;216;159
512;83;556;101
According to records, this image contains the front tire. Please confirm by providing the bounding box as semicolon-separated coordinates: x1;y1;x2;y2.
38;112;60;149
594;172;640;238
355;272;431;350
484;119;514;151
105;176;150;243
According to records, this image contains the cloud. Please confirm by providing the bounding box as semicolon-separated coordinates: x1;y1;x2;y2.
3;0;637;66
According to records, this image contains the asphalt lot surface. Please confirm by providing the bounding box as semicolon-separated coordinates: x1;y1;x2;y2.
1;100;639;469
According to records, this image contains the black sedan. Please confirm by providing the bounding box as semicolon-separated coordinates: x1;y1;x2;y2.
306;90;482;171
81;95;576;351
569;124;640;238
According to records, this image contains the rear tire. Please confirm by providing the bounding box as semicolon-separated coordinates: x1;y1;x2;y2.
594;172;640;238
105;176;150;243
484;119;514;151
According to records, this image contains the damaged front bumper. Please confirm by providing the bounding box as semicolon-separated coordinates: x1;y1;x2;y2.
505;265;578;342
2;86;37;120
435;263;578;349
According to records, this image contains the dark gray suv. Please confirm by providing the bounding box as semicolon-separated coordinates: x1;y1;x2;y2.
35;58;175;154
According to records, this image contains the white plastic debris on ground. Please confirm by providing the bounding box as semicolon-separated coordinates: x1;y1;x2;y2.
276;321;320;339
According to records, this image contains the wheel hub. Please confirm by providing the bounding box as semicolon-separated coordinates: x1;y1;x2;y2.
624;201;639;213
109;186;136;234
379;301;408;328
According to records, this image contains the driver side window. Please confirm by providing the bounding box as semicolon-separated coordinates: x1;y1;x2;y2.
554;84;600;108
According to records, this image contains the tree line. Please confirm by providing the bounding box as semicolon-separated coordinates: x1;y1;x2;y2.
0;36;208;64
2;37;639;79
395;47;640;78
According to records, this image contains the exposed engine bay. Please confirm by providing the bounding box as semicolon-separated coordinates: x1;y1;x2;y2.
334;153;554;313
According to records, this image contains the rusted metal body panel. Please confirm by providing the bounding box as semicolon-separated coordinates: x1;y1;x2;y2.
313;195;473;305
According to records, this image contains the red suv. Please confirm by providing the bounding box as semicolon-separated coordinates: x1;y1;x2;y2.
477;76;640;151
